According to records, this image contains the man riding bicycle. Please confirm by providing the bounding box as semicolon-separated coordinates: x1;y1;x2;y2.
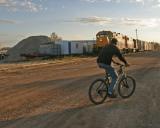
97;38;129;98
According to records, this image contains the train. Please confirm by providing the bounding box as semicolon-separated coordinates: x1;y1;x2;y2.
94;30;160;53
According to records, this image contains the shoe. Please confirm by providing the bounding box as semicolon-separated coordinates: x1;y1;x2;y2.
108;93;117;98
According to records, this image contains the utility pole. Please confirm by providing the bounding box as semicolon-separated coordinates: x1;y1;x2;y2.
136;29;138;41
135;29;138;51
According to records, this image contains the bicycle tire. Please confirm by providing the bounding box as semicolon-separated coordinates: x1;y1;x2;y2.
88;79;108;105
118;75;136;98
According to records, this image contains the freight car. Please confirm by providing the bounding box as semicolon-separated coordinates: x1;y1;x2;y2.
94;30;159;53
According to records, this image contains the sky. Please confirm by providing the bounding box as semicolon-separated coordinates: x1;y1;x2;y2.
0;0;160;47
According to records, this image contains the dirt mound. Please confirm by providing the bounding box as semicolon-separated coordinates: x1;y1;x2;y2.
3;36;51;62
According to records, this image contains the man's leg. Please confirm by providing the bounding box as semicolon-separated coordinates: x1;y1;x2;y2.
98;63;118;95
105;66;118;95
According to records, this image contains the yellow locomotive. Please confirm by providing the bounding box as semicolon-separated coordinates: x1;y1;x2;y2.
93;31;113;53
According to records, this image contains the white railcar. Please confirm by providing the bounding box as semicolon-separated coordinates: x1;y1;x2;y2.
82;40;95;54
55;40;84;55
39;42;61;56
114;33;126;51
127;37;134;52
70;41;84;54
55;41;70;55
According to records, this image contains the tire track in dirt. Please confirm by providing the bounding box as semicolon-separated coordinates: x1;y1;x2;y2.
0;71;99;121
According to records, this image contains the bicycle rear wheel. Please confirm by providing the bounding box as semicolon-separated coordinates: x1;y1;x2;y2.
88;79;108;105
118;76;136;98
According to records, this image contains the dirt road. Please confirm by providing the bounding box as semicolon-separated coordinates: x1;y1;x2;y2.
0;51;160;128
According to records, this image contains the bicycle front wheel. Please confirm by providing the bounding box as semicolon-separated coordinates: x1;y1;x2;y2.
118;76;136;98
88;79;108;105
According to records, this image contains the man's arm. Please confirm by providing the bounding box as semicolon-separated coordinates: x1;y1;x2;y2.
114;46;128;65
112;59;120;65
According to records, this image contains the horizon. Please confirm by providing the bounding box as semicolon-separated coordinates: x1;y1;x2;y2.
1;0;160;47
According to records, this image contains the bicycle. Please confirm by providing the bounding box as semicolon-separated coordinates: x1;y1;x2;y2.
88;63;136;105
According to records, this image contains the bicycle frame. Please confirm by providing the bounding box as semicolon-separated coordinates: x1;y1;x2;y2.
108;65;127;91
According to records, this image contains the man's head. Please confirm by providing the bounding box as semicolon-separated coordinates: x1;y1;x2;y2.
111;38;118;45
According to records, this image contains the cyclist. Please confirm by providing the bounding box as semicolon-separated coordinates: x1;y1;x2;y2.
97;38;129;98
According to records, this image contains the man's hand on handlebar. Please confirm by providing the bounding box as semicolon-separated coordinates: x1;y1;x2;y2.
115;62;121;65
112;59;130;67
112;59;121;65
125;63;130;67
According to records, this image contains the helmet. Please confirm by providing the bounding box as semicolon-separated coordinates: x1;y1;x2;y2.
111;38;118;45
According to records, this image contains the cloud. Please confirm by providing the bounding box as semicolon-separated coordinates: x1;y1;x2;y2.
81;0;146;3
152;0;160;8
66;16;112;26
81;0;160;7
0;0;43;12
81;0;119;3
0;19;17;24
121;18;160;27
67;16;160;28
81;0;136;3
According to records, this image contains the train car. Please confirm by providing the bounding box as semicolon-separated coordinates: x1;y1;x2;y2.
140;41;145;51
39;42;61;56
127;37;134;52
144;41;148;51
136;40;142;52
144;41;150;51
95;30;136;53
133;39;138;52
94;30;158;54
96;31;112;47
114;33;126;51
82;40;96;54
150;42;155;51
95;31;117;53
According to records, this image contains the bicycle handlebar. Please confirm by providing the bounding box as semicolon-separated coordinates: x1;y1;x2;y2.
114;62;124;66
115;61;130;66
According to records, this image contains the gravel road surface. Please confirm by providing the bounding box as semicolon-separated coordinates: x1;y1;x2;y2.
0;51;159;128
